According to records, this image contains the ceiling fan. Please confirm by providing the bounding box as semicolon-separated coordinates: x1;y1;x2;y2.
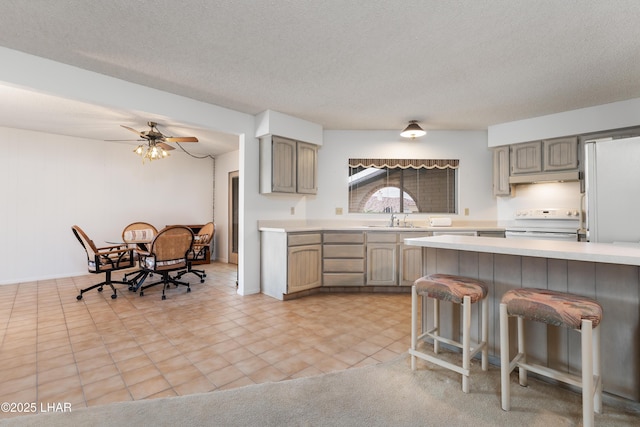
114;121;199;162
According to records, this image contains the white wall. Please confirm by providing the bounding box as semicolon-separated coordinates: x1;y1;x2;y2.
306;130;496;222
488;97;640;147
0;127;214;285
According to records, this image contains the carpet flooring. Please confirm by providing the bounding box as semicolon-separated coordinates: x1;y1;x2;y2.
2;352;638;426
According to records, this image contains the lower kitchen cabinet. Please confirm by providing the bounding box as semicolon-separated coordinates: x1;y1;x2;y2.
261;230;322;300
366;231;433;286
323;231;365;286
288;243;322;293
366;232;398;285
399;232;431;286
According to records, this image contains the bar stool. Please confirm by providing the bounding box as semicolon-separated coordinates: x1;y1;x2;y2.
410;273;489;393
499;288;603;427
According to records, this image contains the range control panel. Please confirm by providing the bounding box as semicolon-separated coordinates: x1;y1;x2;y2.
515;208;580;219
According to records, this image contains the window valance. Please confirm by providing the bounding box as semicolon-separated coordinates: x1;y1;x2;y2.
348;158;459;169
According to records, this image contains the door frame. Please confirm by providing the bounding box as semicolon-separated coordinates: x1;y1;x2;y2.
228;170;239;265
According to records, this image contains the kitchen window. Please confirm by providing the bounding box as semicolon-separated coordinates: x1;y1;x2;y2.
348;158;458;214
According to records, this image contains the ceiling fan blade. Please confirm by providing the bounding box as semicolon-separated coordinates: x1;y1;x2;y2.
164;136;198;143
121;125;147;139
157;142;176;151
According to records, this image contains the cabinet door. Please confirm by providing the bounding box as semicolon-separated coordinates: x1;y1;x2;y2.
272;136;297;193
399;244;425;286
543;136;578;171
366;243;397;285
297;141;318;194
510;141;542;174
288;244;322;292
492;146;511;196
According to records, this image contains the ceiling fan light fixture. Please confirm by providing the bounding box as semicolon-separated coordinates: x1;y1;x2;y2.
134;141;170;163
400;120;426;139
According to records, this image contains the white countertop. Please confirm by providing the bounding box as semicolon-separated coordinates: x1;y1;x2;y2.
258;220;504;233
404;235;640;266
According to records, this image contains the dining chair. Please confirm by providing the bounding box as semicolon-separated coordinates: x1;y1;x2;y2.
175;222;214;283
136;225;195;300
71;225;135;300
121;222;158;290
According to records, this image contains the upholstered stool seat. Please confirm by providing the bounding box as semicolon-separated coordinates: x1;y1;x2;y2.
410;273;489;393
500;288;603;427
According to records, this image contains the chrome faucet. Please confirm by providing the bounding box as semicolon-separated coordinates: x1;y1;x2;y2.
389;213;396;227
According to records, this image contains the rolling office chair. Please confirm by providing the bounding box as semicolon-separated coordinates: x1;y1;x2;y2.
121;222;158;290
175;222;214;283
71;225;135;300
136;225;194;300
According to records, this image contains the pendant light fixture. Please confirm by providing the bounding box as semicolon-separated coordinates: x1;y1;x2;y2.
400;120;426;139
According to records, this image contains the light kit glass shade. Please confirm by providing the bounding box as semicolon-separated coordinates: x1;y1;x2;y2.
134;141;169;163
400;120;426;139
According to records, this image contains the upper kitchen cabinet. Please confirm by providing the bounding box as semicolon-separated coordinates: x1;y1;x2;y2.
510;137;578;174
510;141;542;174
508;136;579;185
543;136;578;171
296;141;318;194
492;146;511;196
260;135;318;194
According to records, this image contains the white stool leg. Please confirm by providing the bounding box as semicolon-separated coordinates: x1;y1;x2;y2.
517;316;527;387
594;323;602;414
481;297;488;371
500;303;510;411
582;319;594;427
411;285;417;370
462;295;471;393
433;297;440;354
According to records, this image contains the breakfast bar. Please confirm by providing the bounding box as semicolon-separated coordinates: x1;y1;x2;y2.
404;235;640;403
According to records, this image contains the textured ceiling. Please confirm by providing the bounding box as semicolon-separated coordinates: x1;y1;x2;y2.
0;0;639;154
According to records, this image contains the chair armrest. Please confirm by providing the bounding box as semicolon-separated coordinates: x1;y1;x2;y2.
96;246;131;256
92;246;134;271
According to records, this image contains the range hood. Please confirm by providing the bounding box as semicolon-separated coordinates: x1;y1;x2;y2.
509;171;580;184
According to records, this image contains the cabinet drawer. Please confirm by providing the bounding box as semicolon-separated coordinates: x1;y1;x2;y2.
323;273;365;286
367;232;398;243
324;259;365;273
289;233;322;246
323;244;364;258
323;232;364;244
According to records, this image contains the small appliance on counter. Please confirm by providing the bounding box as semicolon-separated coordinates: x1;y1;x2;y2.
428;217;452;227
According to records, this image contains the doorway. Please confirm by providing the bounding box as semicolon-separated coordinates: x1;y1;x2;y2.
228;170;239;265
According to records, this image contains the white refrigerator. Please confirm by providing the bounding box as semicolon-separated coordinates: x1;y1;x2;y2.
584;136;640;243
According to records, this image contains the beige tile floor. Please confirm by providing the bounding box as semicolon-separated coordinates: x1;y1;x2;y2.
0;262;411;419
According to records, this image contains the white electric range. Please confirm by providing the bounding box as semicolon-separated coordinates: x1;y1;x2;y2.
504;208;581;241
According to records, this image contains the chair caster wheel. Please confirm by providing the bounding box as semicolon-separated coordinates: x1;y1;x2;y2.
140;291;144;297
187;288;191;292
128;286;134;291
200;279;204;283
76;295;83;300
111;294;117;299
98;287;103;292
162;295;166;300
203;274;207;278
